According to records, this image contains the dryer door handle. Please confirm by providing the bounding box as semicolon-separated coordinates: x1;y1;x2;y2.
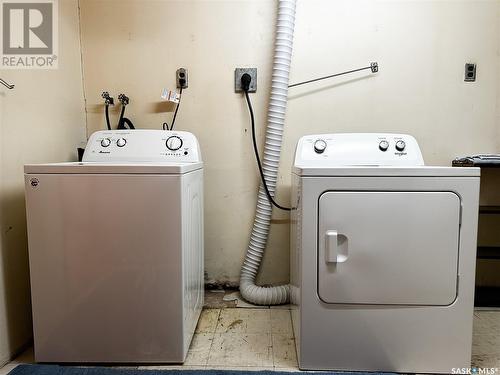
325;230;338;263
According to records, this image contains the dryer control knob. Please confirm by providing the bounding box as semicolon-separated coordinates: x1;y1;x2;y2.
117;138;127;147
395;140;406;152
379;140;389;151
314;139;327;154
101;138;111;147
166;136;183;151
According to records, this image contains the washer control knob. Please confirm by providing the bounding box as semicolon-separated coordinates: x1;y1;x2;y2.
117;138;126;147
395;140;406;152
379;140;389;152
101;138;111;147
166;136;183;151
314;139;327;154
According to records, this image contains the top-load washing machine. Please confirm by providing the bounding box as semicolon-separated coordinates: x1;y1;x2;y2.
24;129;204;363
291;133;480;374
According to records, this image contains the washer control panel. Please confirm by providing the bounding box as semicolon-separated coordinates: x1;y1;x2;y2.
83;130;201;163
295;133;424;167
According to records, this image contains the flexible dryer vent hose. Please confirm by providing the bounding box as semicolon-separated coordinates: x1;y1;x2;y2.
239;0;297;305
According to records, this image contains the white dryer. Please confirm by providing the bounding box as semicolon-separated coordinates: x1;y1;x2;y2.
291;133;480;374
24;129;204;363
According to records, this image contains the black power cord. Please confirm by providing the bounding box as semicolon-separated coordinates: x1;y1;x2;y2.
163;87;183;131
242;74;291;211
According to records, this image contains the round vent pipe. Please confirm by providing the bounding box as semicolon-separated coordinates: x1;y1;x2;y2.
239;0;297;305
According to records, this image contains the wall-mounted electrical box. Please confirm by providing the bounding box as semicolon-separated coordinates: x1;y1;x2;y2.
177;68;188;89
235;68;257;93
464;63;476;82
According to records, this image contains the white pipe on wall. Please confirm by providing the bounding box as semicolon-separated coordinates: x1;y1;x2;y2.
239;0;297;305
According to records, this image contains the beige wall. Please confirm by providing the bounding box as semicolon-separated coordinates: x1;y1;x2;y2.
80;0;500;286
0;0;87;365
79;0;280;285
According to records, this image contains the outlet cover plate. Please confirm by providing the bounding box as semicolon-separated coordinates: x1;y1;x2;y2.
464;63;476;82
176;68;188;89
235;68;257;93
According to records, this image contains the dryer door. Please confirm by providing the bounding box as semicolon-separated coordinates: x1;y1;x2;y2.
317;191;460;305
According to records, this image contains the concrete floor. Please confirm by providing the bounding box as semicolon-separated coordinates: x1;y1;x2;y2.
0;291;499;373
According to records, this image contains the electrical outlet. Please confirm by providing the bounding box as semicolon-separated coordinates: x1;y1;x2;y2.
464;63;476;82
176;68;188;89
235;68;257;92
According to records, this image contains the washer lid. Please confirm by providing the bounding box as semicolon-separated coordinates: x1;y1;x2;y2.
24;162;203;174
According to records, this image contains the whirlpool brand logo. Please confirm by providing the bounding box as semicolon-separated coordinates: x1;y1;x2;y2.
1;0;58;69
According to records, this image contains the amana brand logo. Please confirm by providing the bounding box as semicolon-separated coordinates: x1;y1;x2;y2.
1;0;58;69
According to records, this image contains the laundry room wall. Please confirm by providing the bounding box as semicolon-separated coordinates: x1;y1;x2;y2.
79;0;500;287
0;0;87;365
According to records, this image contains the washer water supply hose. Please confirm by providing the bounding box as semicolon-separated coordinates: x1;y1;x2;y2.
239;0;297;305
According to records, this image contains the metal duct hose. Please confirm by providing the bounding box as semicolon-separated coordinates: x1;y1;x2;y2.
239;0;297;305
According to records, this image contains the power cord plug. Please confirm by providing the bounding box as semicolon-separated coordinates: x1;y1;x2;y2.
241;73;252;92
